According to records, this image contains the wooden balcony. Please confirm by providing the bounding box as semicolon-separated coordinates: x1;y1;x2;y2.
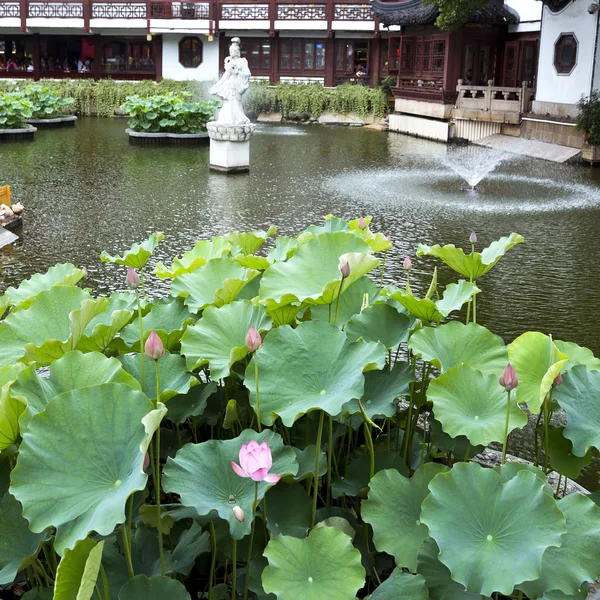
393;78;458;105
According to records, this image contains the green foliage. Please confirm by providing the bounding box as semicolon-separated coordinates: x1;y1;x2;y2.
22;85;75;119
2;217;600;600
424;0;488;30
121;92;220;134
0;93;34;129
577;90;600;146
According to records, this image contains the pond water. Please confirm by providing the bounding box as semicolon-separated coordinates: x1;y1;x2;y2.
1;118;600;487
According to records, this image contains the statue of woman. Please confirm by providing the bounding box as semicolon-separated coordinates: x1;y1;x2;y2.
210;37;251;125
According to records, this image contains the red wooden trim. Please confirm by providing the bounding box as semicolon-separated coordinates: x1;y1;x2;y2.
32;33;40;79
93;33;101;79
153;33;162;81
19;0;26;30
324;35;333;85
82;0;90;31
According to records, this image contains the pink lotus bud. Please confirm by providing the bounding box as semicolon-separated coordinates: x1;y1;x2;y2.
553;373;563;387
231;440;281;484
358;216;367;230
232;506;245;523
81;266;89;278
143;452;150;471
340;261;350;279
499;363;518;392
403;256;412;271
245;326;262;353
126;266;139;290
387;235;392;243
145;330;164;361
469;231;477;244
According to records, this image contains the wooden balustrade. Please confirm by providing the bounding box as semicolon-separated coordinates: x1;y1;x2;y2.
456;80;532;113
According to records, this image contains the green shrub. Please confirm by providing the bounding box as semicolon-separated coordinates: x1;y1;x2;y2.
22;85;75;119
0;93;34;129
577;90;600;146
121;92;220;134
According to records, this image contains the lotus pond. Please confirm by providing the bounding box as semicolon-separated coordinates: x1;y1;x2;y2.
1;120;600;600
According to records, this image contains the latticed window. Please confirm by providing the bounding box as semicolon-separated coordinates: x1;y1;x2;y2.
179;37;202;68
554;33;577;74
281;39;326;72
432;40;445;74
401;40;415;72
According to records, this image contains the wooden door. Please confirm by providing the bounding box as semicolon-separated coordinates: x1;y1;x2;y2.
502;41;519;87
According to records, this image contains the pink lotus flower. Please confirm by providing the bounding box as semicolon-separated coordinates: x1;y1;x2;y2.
145;330;165;361
340;261;350;279
358;216;367;230
470;231;478;244
126;266;139;290
232;506;245;523
553;373;563;387
499;363;518;392
231;440;280;484
245;326;262;353
403;256;412;271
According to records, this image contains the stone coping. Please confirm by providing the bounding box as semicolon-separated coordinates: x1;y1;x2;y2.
27;115;77;124
126;128;208;139
0;125;37;135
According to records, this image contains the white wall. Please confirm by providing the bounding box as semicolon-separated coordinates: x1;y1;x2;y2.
505;0;541;23
536;0;599;105
162;34;219;81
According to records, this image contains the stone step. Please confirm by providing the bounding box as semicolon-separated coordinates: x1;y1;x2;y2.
472;134;581;163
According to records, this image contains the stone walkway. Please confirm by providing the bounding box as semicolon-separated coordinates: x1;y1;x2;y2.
473;134;582;163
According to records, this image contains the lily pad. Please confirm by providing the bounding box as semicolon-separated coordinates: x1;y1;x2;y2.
171;258;259;313
554;340;600;372
167;521;210;576
259;232;378;309
12;351;140;434
427;365;527;447
290;445;327;482
10;383;162;555
262;526;366;600
0;263;86;313
362;463;448;572
101;232;164;269
155;237;232;279
0;383;26;450
118;351;197;402
165;381;218;424
244;320;386;427
54;538;104;600
547;426;593;478
417;234;524;279
118;575;191;600
420;462;567;597
508;332;568;414
408;322;507;376
266;483;312;538
225;227;276;256
553;365;600;456
162;429;298;539
180;300;272;377
518;493;600;597
369;568;429;600
267;236;299;263
345;303;411;349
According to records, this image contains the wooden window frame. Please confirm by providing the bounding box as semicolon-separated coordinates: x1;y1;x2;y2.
554;33;577;75
178;36;203;69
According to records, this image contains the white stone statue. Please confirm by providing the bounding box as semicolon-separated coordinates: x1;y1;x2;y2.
210;37;251;126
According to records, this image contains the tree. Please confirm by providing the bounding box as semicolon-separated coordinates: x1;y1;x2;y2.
425;0;488;30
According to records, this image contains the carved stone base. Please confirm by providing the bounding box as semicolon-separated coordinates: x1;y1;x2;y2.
207;122;255;173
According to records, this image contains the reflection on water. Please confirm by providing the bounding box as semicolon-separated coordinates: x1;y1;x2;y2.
1;119;600;487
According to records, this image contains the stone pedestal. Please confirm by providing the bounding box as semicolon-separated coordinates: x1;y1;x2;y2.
207;122;256;173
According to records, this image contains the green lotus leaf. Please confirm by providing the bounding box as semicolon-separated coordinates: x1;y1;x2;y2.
347;216;392;253
181;300;272;376
75;292;137;354
311;276;379;327
332;451;408;499
554;340;600;372
508;332;568;414
553;365;600;456
290;445;327;482
429;417;485;460
163;429;298;539
0;383;26;450
118;575;191;600
409;322;507;376
155;237;232;279
100;232;164;269
225;227;276;255
345;303;411;349
170;258;259;313
304;215;351;235
265;304;302;327
427;365;527;447
342;362;414;419
266;483;312;538
21;588;54;599
416;537;481;600
258;232;378;309
244;320;386;427
10;383;162;555
362;463;448;572
167;521;210;576
420;462;567;597
369;568;429;600
248;556;277;600
539;588;588;600
118;352;197;402
54;538;104;600
547;425;593;478
267;236;299;263
0;285;92;367
234;255;271;271
0;263;86;313
389;281;479;324
417;233;524;279
12;351;140;435
518;493;600;597
492;462;553;495
165;381;218;424
0;490;46;584
262;527;366;600
120;298;193;352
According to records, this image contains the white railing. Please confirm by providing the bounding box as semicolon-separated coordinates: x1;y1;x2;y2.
456;80;531;114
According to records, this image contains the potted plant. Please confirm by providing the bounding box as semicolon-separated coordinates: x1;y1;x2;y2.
577;90;600;163
0;92;36;141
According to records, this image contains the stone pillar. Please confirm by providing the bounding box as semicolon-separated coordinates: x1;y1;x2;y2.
207;122;255;173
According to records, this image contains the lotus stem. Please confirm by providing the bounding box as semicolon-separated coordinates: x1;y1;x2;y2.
334;280;343;326
327;415;333;505
95;584;103;600
555;474;562;499
244;483;259;600
534;410;543;467
209;521;217;599
364;422;375;480
501;390;512;464
379;249;387;289
99;563;111;600
136;290;145;394
472;288;477;324
402;388;414;466
311;411;325;527
231;539;237;600
254;357;262;433
543;392;552;473
154;360;166;576
464;443;471;462
121;522;135;579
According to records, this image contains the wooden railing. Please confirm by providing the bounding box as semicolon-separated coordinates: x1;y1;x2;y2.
456;80;532;114
393;78;458;104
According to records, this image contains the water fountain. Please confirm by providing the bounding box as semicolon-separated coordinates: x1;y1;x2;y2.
441;146;508;191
